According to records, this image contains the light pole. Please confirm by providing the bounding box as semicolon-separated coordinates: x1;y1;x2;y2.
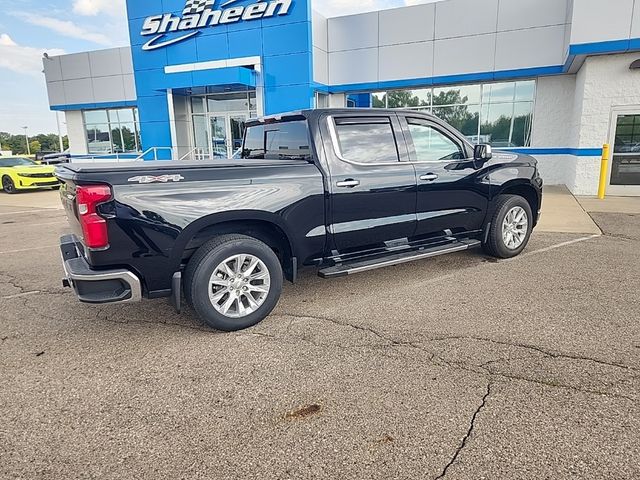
22;126;30;156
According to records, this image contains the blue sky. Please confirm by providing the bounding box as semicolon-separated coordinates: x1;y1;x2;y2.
0;0;427;136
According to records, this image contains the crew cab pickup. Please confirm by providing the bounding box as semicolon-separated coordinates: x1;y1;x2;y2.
56;108;543;331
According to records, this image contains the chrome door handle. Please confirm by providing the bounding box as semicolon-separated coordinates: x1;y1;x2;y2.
420;173;439;182
336;179;360;188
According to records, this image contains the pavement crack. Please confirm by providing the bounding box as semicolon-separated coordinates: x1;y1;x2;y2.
0;273;27;294
274;315;639;401
430;335;639;373
485;370;637;402
275;312;411;347
435;382;492;480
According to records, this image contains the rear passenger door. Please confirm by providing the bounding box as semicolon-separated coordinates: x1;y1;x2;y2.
401;116;489;240
323;114;418;253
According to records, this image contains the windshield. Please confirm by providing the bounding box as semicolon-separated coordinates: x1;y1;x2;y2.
0;157;35;167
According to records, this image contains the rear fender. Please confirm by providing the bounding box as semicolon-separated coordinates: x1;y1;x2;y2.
169;210;296;277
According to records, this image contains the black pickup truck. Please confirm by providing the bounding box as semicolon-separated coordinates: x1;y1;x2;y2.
56;108;542;331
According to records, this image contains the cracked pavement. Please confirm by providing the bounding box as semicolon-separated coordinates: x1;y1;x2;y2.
1;196;639;479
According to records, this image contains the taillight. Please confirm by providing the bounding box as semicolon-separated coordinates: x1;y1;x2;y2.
76;185;112;249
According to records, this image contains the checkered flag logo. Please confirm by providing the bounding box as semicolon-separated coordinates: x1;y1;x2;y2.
183;0;215;15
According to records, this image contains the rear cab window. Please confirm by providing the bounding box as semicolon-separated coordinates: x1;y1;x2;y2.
242;120;312;161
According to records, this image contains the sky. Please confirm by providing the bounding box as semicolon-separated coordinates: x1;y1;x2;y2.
0;0;429;136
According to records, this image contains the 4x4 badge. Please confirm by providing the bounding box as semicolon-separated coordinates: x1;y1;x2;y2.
128;175;185;184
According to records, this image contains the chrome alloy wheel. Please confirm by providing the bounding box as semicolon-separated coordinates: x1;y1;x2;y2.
208;254;271;318
502;206;529;250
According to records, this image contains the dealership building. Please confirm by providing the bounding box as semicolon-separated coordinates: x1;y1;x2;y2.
43;0;640;195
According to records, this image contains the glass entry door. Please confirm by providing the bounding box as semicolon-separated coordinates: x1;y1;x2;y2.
208;113;248;159
190;92;256;160
609;112;640;195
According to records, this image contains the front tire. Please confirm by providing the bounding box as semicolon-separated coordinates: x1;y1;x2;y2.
184;234;283;331
2;176;17;194
483;195;533;259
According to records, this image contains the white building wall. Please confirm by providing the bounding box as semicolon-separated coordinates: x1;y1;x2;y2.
528;54;640;195
172;94;192;160
570;0;638;45
64;111;88;155
531;75;576;148
569;53;640;195
312;10;329;85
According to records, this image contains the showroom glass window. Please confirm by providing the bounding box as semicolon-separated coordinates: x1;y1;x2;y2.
84;108;141;155
370;80;535;147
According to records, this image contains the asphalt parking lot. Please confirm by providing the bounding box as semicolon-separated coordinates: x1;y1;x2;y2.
1;190;639;479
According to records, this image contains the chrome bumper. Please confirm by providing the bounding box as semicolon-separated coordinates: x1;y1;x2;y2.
60;234;142;304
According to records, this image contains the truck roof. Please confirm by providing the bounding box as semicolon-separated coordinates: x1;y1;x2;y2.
247;108;439;126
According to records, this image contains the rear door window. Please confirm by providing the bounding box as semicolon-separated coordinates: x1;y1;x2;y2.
242;121;312;161
333;117;400;164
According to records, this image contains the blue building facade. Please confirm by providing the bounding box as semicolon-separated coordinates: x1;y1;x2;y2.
126;0;315;159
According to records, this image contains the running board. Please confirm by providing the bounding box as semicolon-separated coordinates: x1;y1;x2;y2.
318;239;481;278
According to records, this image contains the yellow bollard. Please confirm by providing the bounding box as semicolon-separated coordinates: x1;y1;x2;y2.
597;144;610;200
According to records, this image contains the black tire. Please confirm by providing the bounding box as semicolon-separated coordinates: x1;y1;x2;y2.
2;176;16;194
483;195;533;259
184;234;283;332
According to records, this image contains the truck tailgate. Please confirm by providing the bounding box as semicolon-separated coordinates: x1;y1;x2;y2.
58;177;84;241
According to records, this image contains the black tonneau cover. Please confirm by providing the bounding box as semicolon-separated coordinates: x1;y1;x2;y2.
57;159;304;174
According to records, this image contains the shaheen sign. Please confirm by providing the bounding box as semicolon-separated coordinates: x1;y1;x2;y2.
141;0;293;51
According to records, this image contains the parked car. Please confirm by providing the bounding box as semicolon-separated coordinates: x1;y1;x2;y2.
56;108;543;331
41;150;71;165
1;156;60;193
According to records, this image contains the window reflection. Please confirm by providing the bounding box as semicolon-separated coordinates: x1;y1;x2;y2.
407;120;463;161
83;108;141;155
369;80;535;148
335;118;399;164
242;121;311;161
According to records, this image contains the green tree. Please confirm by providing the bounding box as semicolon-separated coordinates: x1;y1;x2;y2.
0;132;68;155
386;90;428;108
29;140;42;153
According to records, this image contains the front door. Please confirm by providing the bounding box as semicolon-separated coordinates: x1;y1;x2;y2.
209;113;249;158
608;112;640;196
399;115;488;240
323;114;418;253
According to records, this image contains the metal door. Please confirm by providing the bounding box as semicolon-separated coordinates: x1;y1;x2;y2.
608;110;640;196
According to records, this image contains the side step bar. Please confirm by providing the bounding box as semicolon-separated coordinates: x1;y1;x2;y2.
318;239;481;278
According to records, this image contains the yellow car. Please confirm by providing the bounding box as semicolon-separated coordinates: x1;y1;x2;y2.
0;156;60;194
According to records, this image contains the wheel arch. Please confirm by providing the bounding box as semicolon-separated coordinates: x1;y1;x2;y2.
172;211;296;282
494;181;541;226
1;173;17;191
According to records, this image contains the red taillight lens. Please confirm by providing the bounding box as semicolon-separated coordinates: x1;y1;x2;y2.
76;185;112;249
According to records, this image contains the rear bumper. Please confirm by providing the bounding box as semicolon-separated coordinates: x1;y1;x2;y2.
60;234;142;304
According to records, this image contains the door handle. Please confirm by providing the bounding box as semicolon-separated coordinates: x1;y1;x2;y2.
420;173;439;182
336;179;360;188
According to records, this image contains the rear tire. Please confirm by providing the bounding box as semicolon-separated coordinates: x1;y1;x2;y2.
483;195;533;259
184;234;283;331
2;176;16;194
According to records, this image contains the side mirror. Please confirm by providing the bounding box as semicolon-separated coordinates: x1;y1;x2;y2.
474;144;492;162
